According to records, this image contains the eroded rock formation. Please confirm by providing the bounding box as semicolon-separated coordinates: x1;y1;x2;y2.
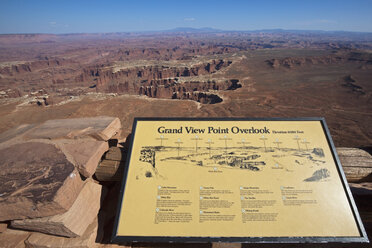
0;58;70;76
78;59;231;86
266;56;344;68
75;59;240;104
342;75;365;95
266;51;372;69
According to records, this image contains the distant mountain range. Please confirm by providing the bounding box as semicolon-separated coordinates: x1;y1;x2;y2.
163;27;223;33
162;27;372;35
1;27;372;37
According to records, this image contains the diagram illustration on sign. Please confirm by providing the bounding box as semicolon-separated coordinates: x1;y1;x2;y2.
136;134;329;183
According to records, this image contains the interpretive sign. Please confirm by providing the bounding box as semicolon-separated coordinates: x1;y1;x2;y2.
112;118;368;243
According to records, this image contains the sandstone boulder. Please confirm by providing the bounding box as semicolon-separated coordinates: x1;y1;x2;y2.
0;229;30;248
337;147;372;182
0;223;7;233
25;116;121;141
349;182;372;196
95;147;126;181
60;140;109;178
12;180;103;238
0;142;84;221
25;217;102;248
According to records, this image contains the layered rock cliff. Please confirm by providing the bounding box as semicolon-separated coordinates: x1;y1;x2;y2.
77;59;231;85
0;58;69;76
76;59;239;104
266;51;372;69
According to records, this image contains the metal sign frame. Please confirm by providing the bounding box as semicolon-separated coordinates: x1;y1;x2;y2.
112;117;369;244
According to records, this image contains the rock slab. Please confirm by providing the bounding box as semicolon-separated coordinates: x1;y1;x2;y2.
12;180;103;237
0;228;30;248
0;142;84;221
61;140;109;178
25;116;121;141
25;217;101;248
0;223;7;233
337;147;372;182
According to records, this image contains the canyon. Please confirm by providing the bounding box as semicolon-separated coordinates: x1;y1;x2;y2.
0;30;371;149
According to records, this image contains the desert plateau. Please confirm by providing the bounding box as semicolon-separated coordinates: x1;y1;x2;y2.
0;31;371;148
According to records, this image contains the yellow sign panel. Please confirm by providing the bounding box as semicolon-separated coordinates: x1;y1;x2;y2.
113;118;367;243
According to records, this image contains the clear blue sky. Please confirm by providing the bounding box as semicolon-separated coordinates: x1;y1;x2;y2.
0;0;371;34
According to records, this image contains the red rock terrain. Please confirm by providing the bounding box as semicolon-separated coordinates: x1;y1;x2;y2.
266;51;372;69
76;59;240;103
0;31;371;149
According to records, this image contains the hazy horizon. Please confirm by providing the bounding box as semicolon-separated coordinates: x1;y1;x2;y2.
0;0;371;34
1;27;372;36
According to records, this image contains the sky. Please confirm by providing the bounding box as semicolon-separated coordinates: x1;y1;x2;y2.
0;0;371;34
